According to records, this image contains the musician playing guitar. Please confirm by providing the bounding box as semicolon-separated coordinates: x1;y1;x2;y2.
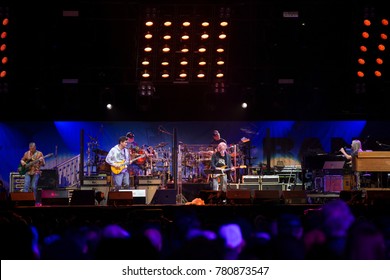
210;142;235;192
20;142;45;202
105;136;131;191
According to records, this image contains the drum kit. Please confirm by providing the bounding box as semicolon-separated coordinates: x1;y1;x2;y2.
178;144;246;183
90;140;248;184
129;142;172;176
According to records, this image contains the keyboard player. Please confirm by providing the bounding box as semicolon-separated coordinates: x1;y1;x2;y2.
339;139;363;189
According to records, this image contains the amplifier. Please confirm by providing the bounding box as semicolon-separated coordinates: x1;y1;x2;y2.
83;175;108;186
239;183;261;191
324;175;343;192
260;175;279;184
242;175;259;183
9;172;25;192
138;175;162;185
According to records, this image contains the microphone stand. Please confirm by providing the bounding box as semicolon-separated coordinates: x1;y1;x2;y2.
377;141;390;150
159;126;187;204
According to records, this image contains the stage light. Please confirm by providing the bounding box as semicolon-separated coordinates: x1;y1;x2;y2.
137;5;231;85
163;33;171;40
355;12;389;80
141;70;150;78
161;58;169;66
162;44;170;53
198;46;206;52
198;58;206;66
216;70;224;78
181;33;189;40
142;58;150;66
197;70;206;79
216;46;224;53
201;32;209;39
139;81;155;96
180;58;188;66
161;70;170;78
179;70;187;78
218;32;227;39
144;31;152;39
180;45;189;53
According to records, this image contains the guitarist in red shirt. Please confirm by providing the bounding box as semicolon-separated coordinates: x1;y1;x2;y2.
20;142;45;201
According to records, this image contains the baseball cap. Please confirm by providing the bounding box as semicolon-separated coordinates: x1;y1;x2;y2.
213;130;220;136
126;132;135;138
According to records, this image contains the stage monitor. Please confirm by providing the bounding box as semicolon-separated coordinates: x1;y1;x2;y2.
70;190;95;206
150;189;176;204
107;191;133;206
41;189;69;205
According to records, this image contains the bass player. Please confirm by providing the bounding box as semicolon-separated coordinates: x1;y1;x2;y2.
20;142;46;202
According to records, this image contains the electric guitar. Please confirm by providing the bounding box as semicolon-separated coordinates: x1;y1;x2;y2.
110;154;146;174
18;153;54;175
207;165;247;175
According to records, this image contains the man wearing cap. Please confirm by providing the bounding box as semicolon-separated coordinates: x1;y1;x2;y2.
210;130;227;147
126;132;144;179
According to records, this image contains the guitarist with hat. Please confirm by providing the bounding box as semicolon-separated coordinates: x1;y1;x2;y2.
20;142;46;202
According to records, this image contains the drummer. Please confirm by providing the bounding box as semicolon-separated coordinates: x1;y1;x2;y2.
210;130;227;152
126;132;145;178
126;132;154;178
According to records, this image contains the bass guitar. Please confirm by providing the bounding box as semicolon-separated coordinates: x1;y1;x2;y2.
18;153;54;175
110;154;146;175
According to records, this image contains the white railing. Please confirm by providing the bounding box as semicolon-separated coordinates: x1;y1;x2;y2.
57;155;80;187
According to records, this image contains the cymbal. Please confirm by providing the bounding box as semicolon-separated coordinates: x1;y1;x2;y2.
155;142;168;148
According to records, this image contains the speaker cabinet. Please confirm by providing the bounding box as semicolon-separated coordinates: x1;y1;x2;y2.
70;190;95;205
10;192;35;206
37;169;59;189
365;190;390;206
261;184;284;191
107;191;133;206
150;189;176;204
253;190;282;204
339;190;364;205
41;189;69;205
226;190;251;204
282;191;307;204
